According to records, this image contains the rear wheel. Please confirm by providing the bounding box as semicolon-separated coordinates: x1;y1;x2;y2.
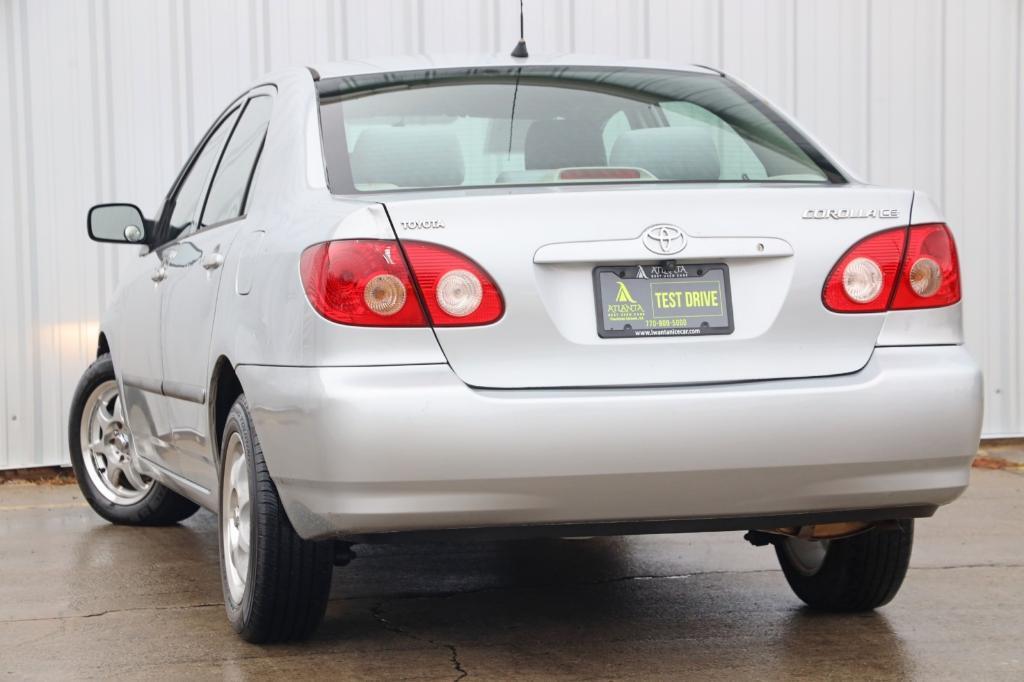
219;396;334;642
68;354;199;525
774;520;914;611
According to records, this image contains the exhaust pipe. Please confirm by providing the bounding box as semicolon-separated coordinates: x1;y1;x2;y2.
745;521;881;546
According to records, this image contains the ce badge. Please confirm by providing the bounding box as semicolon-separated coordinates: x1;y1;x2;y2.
642;224;687;255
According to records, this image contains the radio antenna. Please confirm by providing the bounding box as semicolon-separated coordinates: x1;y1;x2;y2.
510;0;529;58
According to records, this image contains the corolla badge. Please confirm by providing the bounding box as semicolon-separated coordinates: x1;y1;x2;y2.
642;224;686;255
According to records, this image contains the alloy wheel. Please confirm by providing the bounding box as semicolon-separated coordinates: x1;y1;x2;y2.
221;432;252;605
79;380;152;504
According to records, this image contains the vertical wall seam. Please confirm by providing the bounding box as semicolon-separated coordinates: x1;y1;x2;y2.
865;0;872;181
262;0;271;70
250;0;261;76
182;0;195;147
642;0;650;58
87;0;107;318
1014;0;1023;429
1;0;19;466
168;0;185;163
491;0;501;52
340;0;349;58
791;0;798;115
15;0;44;464
416;0;425;53
100;0;117;280
717;0;724;66
939;0;947;211
568;0;576;53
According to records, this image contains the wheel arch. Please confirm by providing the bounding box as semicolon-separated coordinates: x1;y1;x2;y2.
209;355;245;468
97;332;110;358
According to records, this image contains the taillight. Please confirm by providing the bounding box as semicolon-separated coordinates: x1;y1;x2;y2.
889;224;960;310
299;240;504;327
403;242;505;326
300;240;426;326
822;223;961;313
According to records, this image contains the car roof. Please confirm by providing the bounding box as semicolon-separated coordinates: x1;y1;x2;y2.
310;53;720;80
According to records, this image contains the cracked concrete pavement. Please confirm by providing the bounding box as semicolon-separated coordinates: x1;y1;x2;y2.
1;467;1021;680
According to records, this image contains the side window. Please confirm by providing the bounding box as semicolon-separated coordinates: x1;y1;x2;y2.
164;107;241;243
200;96;273;228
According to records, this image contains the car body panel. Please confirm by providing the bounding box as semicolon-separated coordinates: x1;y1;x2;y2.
238;346;982;539
384;185;914;388
107;250;169;470
160;223;242;492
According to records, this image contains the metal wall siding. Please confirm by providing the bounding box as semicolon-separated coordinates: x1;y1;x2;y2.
1;0;1021;469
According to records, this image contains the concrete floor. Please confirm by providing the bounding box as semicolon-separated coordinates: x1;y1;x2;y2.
1;469;1021;681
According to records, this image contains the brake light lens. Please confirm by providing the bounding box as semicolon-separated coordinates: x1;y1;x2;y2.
822;223;961;313
889;223;960;310
300;240;504;327
823;228;906;312
558;168;643;180
403;242;505;326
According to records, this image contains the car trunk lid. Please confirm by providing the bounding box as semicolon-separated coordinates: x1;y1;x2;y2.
384;184;913;389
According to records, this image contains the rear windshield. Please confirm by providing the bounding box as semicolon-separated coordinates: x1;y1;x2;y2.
317;66;843;193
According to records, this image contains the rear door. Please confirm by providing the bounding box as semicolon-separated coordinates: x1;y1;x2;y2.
385;185;912;388
159;92;273;489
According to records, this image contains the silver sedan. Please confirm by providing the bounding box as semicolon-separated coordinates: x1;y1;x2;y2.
70;54;982;642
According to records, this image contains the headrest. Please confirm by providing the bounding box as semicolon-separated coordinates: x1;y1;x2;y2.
524;119;607;170
610;127;721;181
350;127;465;188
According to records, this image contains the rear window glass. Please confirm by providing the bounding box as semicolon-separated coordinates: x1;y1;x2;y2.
317;66;842;193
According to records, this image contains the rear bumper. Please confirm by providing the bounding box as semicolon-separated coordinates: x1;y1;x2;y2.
238;346;983;540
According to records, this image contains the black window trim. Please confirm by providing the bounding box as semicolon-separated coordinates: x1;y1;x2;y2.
196;91;274;233
152;83;276;252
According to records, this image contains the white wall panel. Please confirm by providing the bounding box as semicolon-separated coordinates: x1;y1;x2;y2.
1;0;1021;468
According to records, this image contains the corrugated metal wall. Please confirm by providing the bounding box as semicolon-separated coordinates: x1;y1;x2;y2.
1;0;1022;469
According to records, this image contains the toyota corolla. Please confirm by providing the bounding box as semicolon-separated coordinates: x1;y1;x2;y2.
70;55;983;642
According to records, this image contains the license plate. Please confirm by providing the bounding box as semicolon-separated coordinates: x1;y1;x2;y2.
594;263;734;338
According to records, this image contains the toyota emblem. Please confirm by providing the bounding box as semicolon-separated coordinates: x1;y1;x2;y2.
642;224;686;255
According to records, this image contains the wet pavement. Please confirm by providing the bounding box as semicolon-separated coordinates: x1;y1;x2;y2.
1;468;1021;680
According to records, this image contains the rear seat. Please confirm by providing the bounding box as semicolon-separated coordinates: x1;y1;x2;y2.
610;127;721;181
350;127;465;188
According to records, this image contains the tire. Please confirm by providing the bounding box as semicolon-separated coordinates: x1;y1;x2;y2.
218;395;334;643
774;520;914;612
68;353;199;526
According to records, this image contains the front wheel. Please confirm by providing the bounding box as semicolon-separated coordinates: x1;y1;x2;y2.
219;396;334;642
774;520;914;612
68;354;199;525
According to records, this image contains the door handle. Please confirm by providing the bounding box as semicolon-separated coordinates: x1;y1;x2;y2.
150;266;167;283
201;253;225;270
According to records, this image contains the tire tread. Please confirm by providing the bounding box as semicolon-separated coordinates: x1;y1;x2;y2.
221;396;332;643
775;520;913;612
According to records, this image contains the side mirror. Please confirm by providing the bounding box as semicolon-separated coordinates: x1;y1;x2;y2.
88;203;149;244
